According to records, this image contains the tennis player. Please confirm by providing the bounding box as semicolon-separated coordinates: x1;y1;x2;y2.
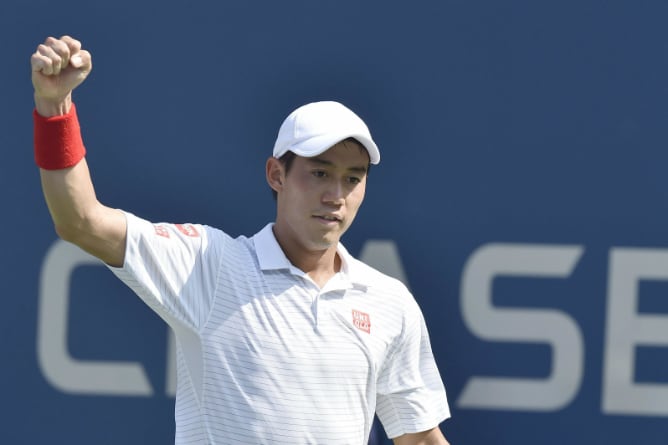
32;35;452;445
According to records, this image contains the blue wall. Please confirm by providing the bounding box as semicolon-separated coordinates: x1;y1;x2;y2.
4;1;668;443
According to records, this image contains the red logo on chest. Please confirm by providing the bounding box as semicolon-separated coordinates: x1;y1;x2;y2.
352;309;371;334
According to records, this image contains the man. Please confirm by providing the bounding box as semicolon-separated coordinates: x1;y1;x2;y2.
32;35;451;445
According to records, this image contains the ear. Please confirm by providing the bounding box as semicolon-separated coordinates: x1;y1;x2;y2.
266;157;285;194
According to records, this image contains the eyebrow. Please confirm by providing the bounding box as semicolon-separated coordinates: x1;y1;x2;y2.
308;157;368;174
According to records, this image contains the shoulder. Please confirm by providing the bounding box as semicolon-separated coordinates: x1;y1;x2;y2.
346;254;421;314
350;256;409;292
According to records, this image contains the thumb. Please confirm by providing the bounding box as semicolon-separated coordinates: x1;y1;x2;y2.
69;49;91;70
70;54;82;68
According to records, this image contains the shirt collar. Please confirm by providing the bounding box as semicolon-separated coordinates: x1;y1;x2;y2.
252;223;370;288
253;223;292;271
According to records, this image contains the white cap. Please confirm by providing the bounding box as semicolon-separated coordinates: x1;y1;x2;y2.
272;101;380;164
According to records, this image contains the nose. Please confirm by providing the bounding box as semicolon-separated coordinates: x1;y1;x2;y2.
322;179;345;206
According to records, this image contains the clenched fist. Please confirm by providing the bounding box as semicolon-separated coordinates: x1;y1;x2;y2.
31;36;92;116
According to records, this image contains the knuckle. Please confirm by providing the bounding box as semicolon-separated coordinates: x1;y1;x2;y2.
44;36;70;58
60;35;81;51
53;40;69;55
51;53;63;66
37;52;52;68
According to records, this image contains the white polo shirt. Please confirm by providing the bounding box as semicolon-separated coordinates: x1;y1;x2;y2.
109;212;450;444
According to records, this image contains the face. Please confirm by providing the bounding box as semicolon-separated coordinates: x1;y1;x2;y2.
268;140;370;257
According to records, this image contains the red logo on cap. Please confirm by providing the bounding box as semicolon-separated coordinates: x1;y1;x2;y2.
352;309;371;334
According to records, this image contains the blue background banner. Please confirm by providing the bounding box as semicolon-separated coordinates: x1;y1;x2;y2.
3;1;668;443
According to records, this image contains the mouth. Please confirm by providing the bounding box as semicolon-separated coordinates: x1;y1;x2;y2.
313;214;342;224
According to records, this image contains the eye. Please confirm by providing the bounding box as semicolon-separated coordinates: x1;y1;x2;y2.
312;170;327;178
347;176;362;185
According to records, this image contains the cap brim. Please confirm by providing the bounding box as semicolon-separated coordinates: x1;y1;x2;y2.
284;133;380;165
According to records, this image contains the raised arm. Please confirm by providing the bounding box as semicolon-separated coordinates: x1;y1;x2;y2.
32;35;126;267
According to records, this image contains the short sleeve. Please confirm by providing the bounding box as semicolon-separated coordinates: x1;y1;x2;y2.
107;211;225;332
375;299;450;439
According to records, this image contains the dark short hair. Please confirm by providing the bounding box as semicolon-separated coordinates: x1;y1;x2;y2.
271;138;371;200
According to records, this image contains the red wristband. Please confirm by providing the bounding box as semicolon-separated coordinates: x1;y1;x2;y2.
34;103;87;170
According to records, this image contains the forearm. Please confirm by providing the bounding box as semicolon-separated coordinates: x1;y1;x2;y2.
35;98;100;240
40;158;99;235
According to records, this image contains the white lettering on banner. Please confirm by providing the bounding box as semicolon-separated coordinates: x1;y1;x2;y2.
457;243;585;411
38;239;668;417
37;240;154;396
603;248;668;415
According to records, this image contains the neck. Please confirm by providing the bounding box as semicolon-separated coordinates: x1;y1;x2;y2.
300;249;342;288
271;225;342;288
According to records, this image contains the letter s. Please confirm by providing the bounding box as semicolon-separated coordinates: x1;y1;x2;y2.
457;243;584;411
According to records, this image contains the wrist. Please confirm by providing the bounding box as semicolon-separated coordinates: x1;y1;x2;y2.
33;102;86;170
34;93;72;117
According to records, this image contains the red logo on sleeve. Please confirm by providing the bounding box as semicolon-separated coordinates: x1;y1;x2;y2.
176;224;200;237
352;309;371;334
154;225;170;238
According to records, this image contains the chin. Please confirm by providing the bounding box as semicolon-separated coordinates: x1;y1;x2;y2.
307;234;339;251
309;240;336;251
301;224;347;251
